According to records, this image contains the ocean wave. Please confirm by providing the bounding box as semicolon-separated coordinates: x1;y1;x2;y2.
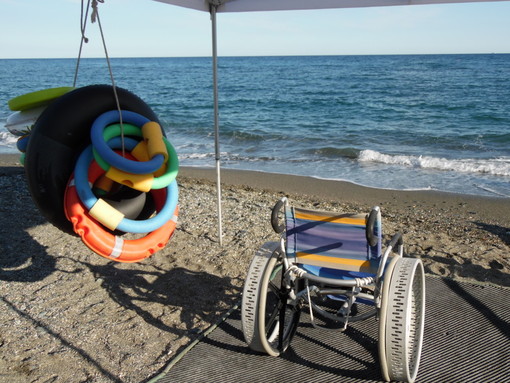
304;147;360;159
473;184;510;198
178;152;277;163
0;131;17;147
358;149;510;177
178;152;213;160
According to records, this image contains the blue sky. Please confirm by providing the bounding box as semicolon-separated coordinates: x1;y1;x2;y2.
1;0;509;58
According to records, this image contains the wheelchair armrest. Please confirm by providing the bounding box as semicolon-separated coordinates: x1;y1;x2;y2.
366;208;380;247
388;232;403;249
271;197;287;233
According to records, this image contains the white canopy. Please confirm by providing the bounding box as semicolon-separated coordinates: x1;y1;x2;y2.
154;0;509;12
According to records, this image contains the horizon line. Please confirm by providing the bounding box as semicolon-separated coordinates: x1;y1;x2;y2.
1;52;509;60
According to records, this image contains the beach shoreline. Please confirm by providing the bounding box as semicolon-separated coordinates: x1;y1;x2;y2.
179;166;509;223
1;154;508;382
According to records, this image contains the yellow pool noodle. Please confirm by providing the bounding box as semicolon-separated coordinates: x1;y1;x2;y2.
142;122;168;162
106;167;154;192
89;199;125;231
131;141;150;162
131;141;167;177
153;163;167;178
94;174;115;193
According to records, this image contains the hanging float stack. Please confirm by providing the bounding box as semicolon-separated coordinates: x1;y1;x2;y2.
6;85;179;263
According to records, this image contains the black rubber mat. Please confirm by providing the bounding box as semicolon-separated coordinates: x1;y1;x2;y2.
153;277;510;383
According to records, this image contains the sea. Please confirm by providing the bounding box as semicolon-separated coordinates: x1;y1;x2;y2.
0;55;509;197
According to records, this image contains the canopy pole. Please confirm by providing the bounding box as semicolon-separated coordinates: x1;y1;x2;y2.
210;4;223;246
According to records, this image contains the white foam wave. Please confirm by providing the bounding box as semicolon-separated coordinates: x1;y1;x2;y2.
358;149;510;177
0;131;17;147
179;152;213;160
473;184;510;198
178;152;277;163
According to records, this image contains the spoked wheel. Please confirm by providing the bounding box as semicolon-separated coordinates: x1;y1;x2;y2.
242;242;301;356
379;257;426;383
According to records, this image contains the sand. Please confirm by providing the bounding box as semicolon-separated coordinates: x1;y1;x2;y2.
1;154;509;382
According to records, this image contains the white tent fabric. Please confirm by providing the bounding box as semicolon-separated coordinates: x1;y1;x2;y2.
152;0;509;245
154;0;509;12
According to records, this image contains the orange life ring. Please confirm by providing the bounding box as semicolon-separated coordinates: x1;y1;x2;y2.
64;160;178;263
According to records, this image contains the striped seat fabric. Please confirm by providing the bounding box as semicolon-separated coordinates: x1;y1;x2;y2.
285;207;381;278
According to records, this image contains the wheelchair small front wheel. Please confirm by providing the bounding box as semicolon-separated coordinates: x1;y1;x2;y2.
241;242;301;356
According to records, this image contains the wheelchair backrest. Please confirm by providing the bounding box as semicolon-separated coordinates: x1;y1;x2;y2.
285;206;382;277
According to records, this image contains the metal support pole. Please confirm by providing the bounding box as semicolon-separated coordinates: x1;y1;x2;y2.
210;5;223;246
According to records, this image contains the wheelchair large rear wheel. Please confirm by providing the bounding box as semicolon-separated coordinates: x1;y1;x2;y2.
379;257;425;383
242;242;301;356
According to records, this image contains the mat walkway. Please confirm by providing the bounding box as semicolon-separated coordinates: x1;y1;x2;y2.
151;276;510;383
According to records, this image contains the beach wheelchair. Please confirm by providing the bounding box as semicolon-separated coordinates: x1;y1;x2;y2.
241;197;425;383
